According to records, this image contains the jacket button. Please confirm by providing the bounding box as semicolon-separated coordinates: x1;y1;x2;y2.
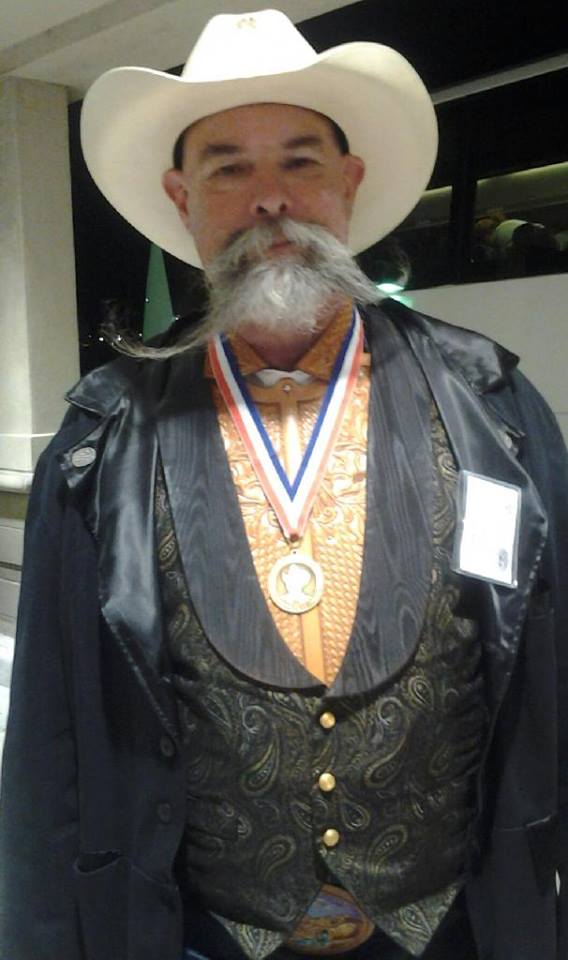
322;828;340;848
71;446;96;467
160;736;175;758
157;802;172;824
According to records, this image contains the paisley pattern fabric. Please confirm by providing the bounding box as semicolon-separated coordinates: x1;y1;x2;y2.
154;395;487;959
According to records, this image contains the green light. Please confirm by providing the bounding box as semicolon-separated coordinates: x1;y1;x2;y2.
144;244;174;339
376;281;405;295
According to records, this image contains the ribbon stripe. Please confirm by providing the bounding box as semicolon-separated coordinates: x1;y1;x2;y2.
209;310;363;540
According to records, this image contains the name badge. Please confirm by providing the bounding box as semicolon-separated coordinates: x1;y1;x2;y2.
453;471;521;588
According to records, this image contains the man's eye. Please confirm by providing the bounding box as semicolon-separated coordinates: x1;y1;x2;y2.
212;164;244;178
286;156;317;169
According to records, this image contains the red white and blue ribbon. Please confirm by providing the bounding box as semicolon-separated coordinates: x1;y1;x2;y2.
208;309;363;540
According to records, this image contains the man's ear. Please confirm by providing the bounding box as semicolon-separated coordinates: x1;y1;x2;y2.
162;169;191;228
342;154;365;210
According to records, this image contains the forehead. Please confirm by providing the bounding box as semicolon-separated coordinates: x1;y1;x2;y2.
182;103;336;158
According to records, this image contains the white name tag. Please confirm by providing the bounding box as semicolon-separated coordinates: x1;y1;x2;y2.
453;471;521;588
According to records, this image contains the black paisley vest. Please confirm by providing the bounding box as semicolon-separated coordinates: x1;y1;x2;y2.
154;319;487;959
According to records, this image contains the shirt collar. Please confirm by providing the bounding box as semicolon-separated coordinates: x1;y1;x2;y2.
203;301;354;382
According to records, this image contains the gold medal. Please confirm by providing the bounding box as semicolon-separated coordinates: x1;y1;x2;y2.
268;552;324;614
209;311;361;624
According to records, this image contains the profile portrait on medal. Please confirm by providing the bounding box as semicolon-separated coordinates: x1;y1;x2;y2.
268;555;325;614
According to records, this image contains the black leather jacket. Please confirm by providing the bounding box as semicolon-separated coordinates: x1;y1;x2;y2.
1;300;567;960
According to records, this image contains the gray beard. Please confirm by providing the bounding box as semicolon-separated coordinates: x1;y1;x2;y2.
107;219;381;360
203;218;381;338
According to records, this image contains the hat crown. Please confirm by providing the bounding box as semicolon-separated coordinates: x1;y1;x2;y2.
81;8;438;268
181;9;316;83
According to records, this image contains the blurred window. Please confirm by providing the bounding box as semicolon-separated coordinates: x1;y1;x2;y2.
472;162;568;280
359;186;453;292
370;67;568;291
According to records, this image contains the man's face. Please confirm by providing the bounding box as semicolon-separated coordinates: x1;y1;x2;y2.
162;103;365;267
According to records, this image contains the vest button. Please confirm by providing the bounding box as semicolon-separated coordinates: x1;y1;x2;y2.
319;711;336;730
318;772;336;792
322;828;340;848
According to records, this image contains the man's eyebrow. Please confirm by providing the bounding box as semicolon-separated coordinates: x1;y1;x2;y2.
196;135;324;164
283;135;324;150
198;143;243;163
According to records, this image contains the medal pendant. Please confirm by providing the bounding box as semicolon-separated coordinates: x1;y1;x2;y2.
268;553;324;614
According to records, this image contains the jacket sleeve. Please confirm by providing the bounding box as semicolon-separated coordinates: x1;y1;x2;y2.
505;369;568;944
0;425;84;958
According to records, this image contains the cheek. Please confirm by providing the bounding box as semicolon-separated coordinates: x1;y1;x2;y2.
300;183;351;237
186;190;247;262
189;190;243;233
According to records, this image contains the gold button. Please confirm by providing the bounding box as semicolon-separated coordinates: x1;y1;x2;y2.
322;828;340;848
319;711;336;730
318;772;336;792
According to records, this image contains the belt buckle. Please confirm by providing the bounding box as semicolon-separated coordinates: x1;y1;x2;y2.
284;885;375;956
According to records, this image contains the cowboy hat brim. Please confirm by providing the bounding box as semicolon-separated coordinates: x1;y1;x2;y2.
81;41;438;268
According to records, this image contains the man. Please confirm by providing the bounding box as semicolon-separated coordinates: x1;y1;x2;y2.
1;10;567;960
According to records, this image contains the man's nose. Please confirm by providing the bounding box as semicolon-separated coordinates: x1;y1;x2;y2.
250;176;290;218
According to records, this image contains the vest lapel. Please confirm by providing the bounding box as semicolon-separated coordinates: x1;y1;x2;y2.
157;319;437;698
155;352;320;689
331;312;434;696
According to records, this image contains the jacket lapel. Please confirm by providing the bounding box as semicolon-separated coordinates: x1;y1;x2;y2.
59;360;181;741
380;301;548;715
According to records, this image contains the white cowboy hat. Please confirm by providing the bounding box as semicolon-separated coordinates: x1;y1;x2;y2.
81;9;438;268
